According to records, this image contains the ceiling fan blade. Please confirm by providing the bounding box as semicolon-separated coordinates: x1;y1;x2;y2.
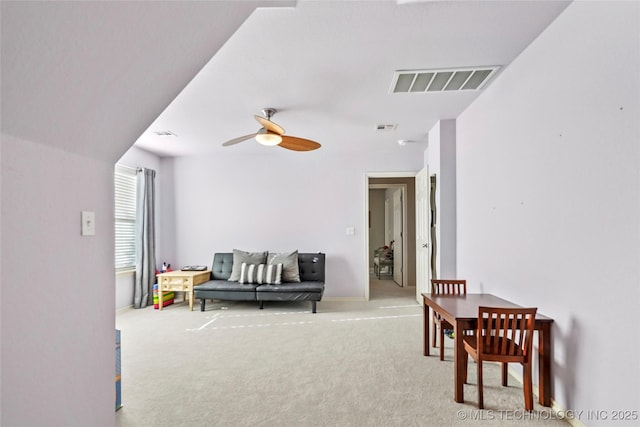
254;115;285;135
222;133;257;147
278;135;321;151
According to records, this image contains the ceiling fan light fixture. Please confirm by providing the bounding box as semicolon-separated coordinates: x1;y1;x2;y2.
222;108;320;151
255;129;282;146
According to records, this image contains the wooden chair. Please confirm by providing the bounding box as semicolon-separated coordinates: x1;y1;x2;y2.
431;279;466;361
462;306;537;411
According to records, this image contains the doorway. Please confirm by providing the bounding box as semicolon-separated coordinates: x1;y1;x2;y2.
366;174;416;300
370;186;404;287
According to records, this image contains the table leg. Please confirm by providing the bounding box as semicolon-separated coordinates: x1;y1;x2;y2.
158;287;163;311
538;322;552;406
454;320;465;403
423;302;430;356
189;288;194;311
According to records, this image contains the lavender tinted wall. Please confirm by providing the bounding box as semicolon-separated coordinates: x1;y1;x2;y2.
455;2;639;421
1;134;115;426
163;148;424;299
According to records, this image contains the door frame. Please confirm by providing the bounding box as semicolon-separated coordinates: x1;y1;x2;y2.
415;167;431;303
364;172;417;300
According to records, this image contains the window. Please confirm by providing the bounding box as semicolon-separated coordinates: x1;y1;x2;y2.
114;165;137;271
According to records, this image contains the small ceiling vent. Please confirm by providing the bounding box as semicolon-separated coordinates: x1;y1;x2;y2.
376;124;397;131
390;66;500;94
154;130;177;137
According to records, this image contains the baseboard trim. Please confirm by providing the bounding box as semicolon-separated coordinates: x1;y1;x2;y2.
322;296;367;302
506;366;586;427
116;305;134;313
118;298;368;309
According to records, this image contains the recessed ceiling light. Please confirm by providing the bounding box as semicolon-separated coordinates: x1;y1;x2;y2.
397;139;426;146
154;130;177;137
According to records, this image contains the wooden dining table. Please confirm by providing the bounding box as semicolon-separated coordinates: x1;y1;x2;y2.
422;293;554;407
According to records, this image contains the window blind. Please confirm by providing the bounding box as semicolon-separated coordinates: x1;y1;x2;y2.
114;165;137;271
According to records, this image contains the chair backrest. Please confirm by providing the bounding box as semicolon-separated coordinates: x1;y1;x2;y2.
477;306;537;360
431;279;466;295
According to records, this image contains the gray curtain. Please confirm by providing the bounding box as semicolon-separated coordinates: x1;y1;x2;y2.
134;168;156;309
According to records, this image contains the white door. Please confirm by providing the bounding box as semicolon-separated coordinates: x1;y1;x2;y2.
415;168;430;303
384;199;391;245
392;189;403;286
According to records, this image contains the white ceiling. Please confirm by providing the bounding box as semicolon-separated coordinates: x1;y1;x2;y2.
1;1;570;161
134;0;570;157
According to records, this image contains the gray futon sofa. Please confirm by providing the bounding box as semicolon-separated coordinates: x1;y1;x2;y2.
194;252;326;313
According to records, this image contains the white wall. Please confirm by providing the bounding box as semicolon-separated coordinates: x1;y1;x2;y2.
455;1;639;421
427;119;457;278
164;148;424;299
158;157;178;272
1;134;115;426
115;146;162;310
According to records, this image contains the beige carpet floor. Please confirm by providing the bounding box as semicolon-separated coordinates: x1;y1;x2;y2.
115;278;570;427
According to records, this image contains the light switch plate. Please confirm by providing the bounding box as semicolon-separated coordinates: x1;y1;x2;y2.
346;226;355;236
82;211;95;236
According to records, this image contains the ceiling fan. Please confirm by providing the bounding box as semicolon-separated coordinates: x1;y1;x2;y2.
222;108;321;151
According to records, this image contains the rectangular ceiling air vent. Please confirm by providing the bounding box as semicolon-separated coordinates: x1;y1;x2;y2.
390;66;500;94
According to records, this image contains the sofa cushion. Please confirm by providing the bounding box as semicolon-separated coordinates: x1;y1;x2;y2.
239;263;282;285
194;279;258;292
211;253;233;280
228;249;268;282
256;281;324;294
298;253;325;282
268;250;300;282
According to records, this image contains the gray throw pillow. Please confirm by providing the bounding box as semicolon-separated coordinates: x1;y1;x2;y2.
228;249;268;282
268;250;300;282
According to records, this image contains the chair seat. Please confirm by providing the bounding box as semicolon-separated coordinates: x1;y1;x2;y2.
462;335;525;361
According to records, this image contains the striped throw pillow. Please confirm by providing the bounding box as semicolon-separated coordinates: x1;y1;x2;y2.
239;262;283;285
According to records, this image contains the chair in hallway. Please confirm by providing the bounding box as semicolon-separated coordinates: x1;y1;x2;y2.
462;306;538;411
373;246;393;279
431;279;466;360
